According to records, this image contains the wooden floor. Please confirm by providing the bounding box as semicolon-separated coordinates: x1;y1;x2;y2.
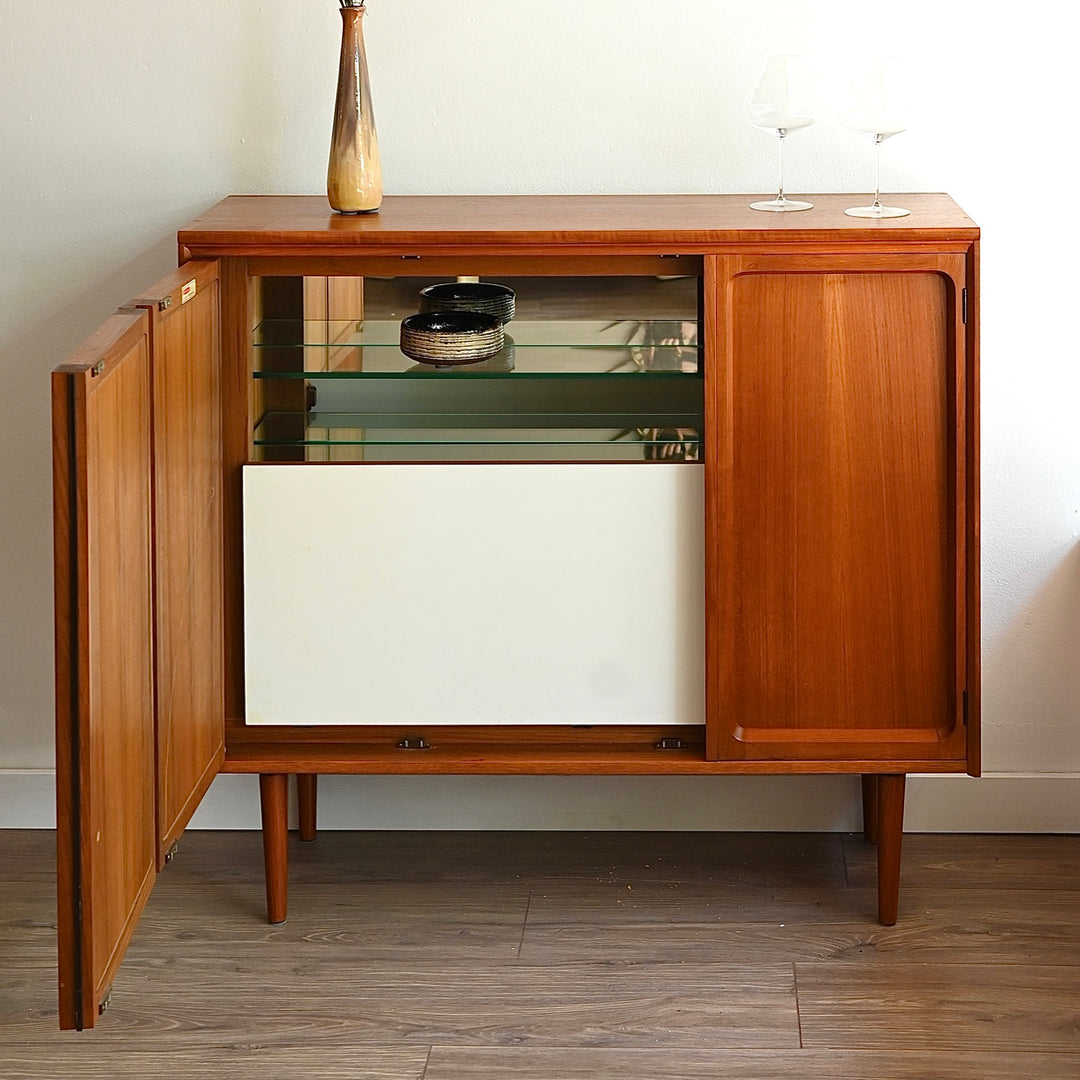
2;830;1080;1078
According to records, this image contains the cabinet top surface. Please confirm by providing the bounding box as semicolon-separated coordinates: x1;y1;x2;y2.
178;194;978;255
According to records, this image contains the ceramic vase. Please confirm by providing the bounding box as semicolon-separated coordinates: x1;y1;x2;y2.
327;0;382;214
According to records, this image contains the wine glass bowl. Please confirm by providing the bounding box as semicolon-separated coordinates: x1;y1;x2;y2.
841;60;910;218
746;56;816;212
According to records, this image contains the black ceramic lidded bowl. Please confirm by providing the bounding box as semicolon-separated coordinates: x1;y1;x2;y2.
418;282;516;325
399;311;505;366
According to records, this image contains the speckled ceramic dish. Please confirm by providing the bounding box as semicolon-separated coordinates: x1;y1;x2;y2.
418;282;516;325
399;311;505;366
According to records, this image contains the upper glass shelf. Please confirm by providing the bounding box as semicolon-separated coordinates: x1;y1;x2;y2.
253;318;701;377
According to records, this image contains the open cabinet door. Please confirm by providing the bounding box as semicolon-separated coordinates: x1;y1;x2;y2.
53;311;157;1030
52;261;225;1028
129;261;225;863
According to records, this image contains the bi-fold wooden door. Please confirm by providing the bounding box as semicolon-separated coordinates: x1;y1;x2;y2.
52;261;225;1029
704;251;978;770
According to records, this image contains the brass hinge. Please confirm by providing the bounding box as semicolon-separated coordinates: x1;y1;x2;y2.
655;736;686;750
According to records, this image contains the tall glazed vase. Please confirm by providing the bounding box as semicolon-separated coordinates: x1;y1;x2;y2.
327;0;382;214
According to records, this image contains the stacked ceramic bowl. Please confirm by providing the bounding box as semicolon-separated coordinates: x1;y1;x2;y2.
418;282;516;325
399;283;516;367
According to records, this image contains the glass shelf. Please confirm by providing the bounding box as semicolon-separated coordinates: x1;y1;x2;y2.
254;411;701;463
253;319;701;378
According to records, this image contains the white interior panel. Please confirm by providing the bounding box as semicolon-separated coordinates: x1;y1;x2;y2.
243;464;704;726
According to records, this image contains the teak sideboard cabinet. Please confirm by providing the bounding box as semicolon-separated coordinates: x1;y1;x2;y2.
52;193;980;1029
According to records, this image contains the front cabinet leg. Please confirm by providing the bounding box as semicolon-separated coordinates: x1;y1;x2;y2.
259;773;288;924
876;774;906;926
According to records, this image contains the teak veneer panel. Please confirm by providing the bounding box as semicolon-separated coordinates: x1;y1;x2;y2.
707;257;969;764
52;313;157;1031
179;193;979;258
221;742;971;776
128;262;226;864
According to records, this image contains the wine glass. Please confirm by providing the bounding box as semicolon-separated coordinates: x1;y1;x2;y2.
841;59;910;218
746;55;815;212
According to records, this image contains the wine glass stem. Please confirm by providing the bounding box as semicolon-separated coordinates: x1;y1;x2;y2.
776;129;786;202
873;133;883;210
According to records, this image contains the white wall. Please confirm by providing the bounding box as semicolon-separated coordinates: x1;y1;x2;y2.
3;0;1079;831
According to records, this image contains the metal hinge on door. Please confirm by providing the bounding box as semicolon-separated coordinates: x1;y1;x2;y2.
655;737;686;750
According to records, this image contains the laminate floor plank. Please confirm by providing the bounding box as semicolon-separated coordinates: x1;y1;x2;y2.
3;957;800;1048
1;1044;429;1080
520;883;1080;965
0;882;55;942
796;963;1080;1051
119;881;530;960
0;831;54;879
527;881;873;923
843;833;1080;890
423;1046;1080;1080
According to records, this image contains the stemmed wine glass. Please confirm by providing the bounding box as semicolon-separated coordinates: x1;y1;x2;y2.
746;55;815;212
841;59;910;218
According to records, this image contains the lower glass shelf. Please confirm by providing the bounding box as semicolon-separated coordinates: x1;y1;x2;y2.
254;411;702;462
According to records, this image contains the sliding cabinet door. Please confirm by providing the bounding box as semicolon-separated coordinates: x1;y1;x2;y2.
705;252;975;768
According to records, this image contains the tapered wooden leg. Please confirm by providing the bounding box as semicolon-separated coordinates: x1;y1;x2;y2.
862;774;880;844
259;773;288;924
876;773;906;926
297;774;317;842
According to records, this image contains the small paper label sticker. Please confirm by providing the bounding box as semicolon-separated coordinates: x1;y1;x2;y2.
181;279;196;304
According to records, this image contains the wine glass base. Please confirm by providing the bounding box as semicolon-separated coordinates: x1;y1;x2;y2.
844;205;910;218
749;198;814;212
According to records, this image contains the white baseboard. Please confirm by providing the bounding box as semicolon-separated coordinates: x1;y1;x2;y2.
4;769;1079;833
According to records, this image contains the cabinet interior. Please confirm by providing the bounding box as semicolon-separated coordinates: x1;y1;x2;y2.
251;273;704;462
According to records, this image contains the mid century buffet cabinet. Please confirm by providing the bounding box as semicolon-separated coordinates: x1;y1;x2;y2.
52;193;980;1029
